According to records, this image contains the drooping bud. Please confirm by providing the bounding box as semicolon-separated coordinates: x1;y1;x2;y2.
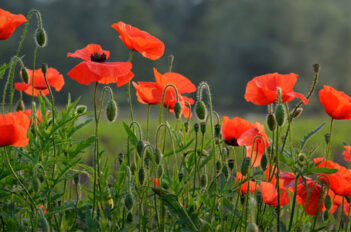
173;102;182;119
75;105;87;114
194;123;199;133
124;192;134;210
16;100;25;112
228;159;235;170
215;124;221;138
157;165;163;178
297;153;306;166
200;174;208;188
130;162;136;173
41;63;48;76
200;122;206;134
21;67;29;84
154;148;162;164
275;103;286;127
35;27;47;48
260;154;267;171
313;63;321;73
138;166;145;185
136;140;144;157
290;107;303;119
106;99;118;122
267;113;276;131
195;100;207;120
241;157;251;176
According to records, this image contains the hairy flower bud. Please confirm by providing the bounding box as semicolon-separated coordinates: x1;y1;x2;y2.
75;105;87;114
260;154;267;171
228;159;235;170
126;211;133;223
35;28;47;48
157;165;163;178
267;113;276;131
194;123;199;133
290;107;303;119
16;100;25;112
173;102;182;119
136;140;144;157
195;100;207;120
313;63;321;73
200;122;206;134
154;148;162;165
275;103;286;127
215;124;221;138
21;67;29;84
106;99;118;122
124;192;134;210
138;166;145;185
200;174;208;188
324;194;332;210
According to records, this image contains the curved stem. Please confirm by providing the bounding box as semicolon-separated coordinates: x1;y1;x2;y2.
158;84;180;124
31;46;39;119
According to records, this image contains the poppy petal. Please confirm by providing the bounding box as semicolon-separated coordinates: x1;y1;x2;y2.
67;44;110;61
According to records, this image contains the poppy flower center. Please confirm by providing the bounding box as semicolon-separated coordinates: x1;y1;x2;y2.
90;52;107;63
225;138;239;146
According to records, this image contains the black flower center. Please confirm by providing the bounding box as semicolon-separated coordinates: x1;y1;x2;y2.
90;52;107;63
225;138;239;146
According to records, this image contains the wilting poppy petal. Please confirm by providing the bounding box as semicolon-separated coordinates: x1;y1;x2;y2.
0;9;26;40
112;21;165;60
343;145;351;162
245;72;308;105
296;180;325;216
0;111;30;147
15;68;64;96
222;116;255;146
319;85;351;120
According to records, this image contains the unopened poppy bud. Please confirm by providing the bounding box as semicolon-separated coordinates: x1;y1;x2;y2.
298;153;306;164
75;105;87;114
194;123;199;133
118;153;124;164
267;113;276;131
41;63;48;75
124;192;134;210
173;102;182;119
184;121;190;132
290;107;303;119
200;122;206;134
195;100;207;120
324;195;332;210
73;174;80;185
125;166;132;180
246;223;259;232
313;63;321;73
138;166;145;185
16;100;25;112
256;191;263;205
216;161;221;173
215;124;221;138
275;103;286;127
154;148;162;164
241;157;251;176
136;140;144;157
260;154;267;171
200;174;208;188
222;165;228;178
106;99;118;122
32;178;40;192
178;172;184;182
228;159;235;170
35;27;47;48
130;162;136;173
21;67;29;84
126;211;133;223
40;215;50;232
324;133;330;144
157;165;163;178
240;195;245;205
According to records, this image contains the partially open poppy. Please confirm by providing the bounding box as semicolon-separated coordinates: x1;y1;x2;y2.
314;157;351;196
0;111;30;147
67;44;134;86
0;8;26;40
112;21;165;60
342;145;351;162
245;73;308;105
15;67;64;96
319;85;351;120
296;180;325;216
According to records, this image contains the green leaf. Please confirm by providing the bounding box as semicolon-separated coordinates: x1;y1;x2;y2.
0;63;8;80
300;122;326;150
305;167;338;175
122;122;137;146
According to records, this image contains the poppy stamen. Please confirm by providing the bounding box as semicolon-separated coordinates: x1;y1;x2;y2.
90;52;107;63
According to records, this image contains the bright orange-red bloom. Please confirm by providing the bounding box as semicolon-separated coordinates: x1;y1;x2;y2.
67;44;134;86
235;172;260;194
15;68;64;96
0;9;26;40
133;68;196;118
319;85;351;120
314;157;351;196
245;73;308;105
111;21;165;60
342;145;351;162
0;111;30;147
260;181;290;207
222;116;269;167
296;180;325;216
153;178;159;187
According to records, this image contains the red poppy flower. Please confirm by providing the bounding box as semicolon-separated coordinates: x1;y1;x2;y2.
221;117;255;146
314;157;351;196
67;44;134;86
244;73;308;105
0;8;26;40
15;67;64;96
260;181;290;207
23;109;44;125
343;146;351;162
153;178;159;187
0;111;30;147
235;172;260;194
319;85;351;120
111;21;165;60
296;180;325;216
133;68;196;118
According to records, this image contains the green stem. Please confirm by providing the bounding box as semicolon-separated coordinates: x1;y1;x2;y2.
193;130;198;196
146;104;150;141
127;51;134;121
92;82;99;218
275;126;281;232
326;118;334;163
288;173;299;231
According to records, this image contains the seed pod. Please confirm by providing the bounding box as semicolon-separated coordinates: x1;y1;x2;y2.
124;192;134;210
157;165;164;178
228;159;235;170
195;100;207;120
260;154;267;171
241;157;251;176
73;174;80;185
222;165;228;179
297;153;306;165
40;215;50;232
138;166;145;185
126;211;133;223
200;122;206;134
35;27;47;48
275;103;286;127
215;124;221;138
21;67;29;84
178;172;184;182
313;63;321;73
106;99;118;122
216;161;221;173
154;148;162;164
324;194;332;210
246;223;259;232
184;121;190;132
200;174;208;188
173;102;182;119
256;191;263;205
194;123;199;133
267;113;276;131
75;105;87;114
16;100;25;112
41;63;48;75
136;140;144;157
125;166;132;180
290;107;303;119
